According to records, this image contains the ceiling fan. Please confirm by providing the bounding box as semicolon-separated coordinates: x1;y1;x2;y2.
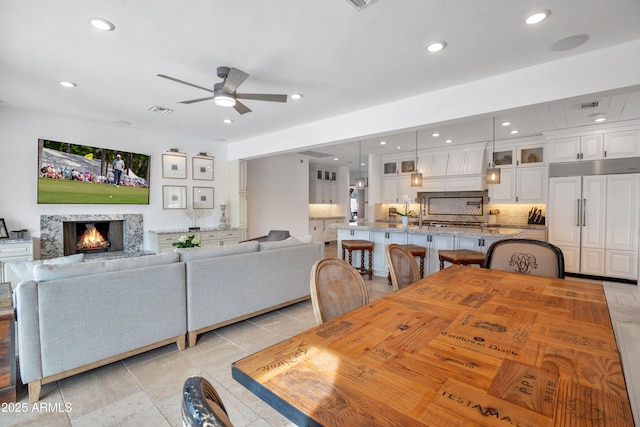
157;66;288;115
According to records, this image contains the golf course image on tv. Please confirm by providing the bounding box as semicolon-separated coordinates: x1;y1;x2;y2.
38;139;151;204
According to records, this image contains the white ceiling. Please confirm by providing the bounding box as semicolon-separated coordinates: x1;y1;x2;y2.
2;0;640;173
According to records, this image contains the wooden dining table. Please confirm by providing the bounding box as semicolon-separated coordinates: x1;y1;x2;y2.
232;265;634;426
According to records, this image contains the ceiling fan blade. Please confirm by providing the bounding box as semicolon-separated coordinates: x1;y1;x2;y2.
157;74;214;94
222;68;250;93
234;101;252;115
179;96;215;104
236;93;288;103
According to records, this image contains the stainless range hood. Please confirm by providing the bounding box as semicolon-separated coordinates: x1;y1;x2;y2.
549;157;640;177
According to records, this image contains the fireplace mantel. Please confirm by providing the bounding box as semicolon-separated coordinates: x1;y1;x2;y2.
40;214;143;259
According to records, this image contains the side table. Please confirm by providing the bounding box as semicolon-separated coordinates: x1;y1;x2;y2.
0;282;15;403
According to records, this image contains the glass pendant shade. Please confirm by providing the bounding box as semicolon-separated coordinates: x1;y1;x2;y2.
411;172;423;187
486;117;501;184
411;131;422;187
486;167;501;184
355;177;365;188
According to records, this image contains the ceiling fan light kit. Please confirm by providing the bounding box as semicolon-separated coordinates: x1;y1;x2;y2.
158;66;287;115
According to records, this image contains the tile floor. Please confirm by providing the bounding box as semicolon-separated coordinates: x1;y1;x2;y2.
4;243;639;426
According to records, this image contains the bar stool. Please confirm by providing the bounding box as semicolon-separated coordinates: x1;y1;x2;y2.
341;240;374;280
387;244;426;285
438;249;485;270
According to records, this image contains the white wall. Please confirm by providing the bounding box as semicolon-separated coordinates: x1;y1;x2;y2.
0;108;228;257
247;154;309;239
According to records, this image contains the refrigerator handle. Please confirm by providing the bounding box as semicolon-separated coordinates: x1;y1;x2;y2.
576;199;581;226
582;199;587;226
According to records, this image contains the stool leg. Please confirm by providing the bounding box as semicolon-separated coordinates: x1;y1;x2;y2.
387;272;392;286
439;258;445;270
342;247;345;261
360;250;365;275
367;250;372;280
419;255;425;278
348;249;353;266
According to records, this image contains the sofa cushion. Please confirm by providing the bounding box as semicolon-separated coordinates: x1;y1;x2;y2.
296;234;313;244
10;253;85;283
33;253;179;282
259;238;307;251
176;241;259;262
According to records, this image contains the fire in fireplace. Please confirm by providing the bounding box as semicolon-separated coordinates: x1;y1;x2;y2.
63;220;124;255
76;224;110;252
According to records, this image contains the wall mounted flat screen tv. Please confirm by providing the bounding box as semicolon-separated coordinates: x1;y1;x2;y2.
37;139;151;204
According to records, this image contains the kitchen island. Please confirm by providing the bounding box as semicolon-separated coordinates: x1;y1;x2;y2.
332;222;524;277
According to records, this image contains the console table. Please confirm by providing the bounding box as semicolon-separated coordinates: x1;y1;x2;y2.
0;238;33;286
147;228;239;253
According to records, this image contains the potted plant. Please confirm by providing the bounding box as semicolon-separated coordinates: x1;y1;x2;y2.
172;235;201;248
396;194;415;228
488;209;499;224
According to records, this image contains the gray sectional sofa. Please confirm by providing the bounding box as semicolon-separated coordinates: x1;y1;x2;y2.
12;239;323;402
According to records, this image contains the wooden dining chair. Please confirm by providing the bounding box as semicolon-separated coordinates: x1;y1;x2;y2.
386;244;421;291
182;376;234;427
484;238;565;278
310;257;369;324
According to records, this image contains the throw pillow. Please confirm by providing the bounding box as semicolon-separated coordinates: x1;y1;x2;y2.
10;253;85;283
297;234;313;244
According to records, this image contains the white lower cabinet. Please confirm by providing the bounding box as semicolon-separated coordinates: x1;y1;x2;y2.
371;230;407;276
309;219;341;243
407;233;454;276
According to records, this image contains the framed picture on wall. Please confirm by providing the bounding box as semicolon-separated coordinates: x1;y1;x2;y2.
193;187;214;209
162;185;187;209
162;152;187;179
192;156;214;180
0;218;8;239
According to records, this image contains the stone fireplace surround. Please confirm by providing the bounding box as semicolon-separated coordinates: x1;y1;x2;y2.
40;214;143;259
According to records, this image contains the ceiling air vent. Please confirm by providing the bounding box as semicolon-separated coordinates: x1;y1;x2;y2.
575;101;599;110
148;105;174;115
346;0;379;10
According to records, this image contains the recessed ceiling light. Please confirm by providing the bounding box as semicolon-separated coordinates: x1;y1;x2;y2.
333;157;339;161
525;9;551;25
290;93;303;100
445;139;453;144
361;162;366;166
426;41;447;53
594;117;606;123
88;17;115;31
510;130;519;134
223;119;233;124
396;146;402;150
432;132;440;137
380;141;387;145
501;121;511;126
59;81;77;88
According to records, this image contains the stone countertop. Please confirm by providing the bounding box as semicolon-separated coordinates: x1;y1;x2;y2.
308;216;346;220
483;223;546;230
0;238;32;245
149;227;239;235
331;222;525;238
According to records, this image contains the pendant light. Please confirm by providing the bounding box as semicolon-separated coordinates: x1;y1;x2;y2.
486;117;501;184
410;130;423;187
355;140;366;189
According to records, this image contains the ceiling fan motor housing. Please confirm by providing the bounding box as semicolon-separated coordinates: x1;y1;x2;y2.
217;66;231;79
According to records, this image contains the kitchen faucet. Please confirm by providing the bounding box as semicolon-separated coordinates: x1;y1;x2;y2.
419;195;428;228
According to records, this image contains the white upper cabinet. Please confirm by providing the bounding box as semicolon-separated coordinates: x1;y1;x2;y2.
549;135;604;163
445;149;484;176
548;128;640;163
604;130;640;159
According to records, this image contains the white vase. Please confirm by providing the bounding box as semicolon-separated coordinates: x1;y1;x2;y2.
402;216;409;228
